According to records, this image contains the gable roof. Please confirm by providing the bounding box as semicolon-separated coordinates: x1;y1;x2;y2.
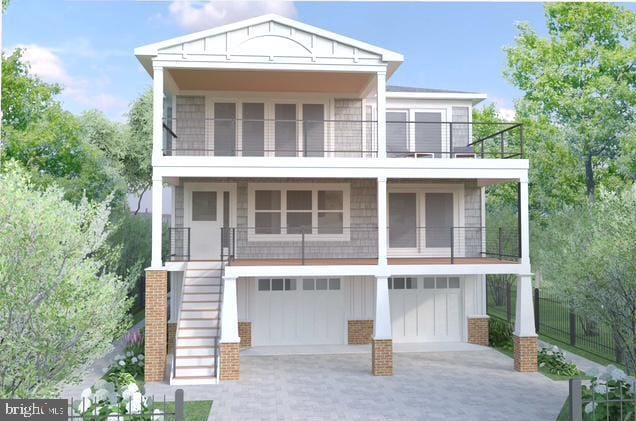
135;14;403;76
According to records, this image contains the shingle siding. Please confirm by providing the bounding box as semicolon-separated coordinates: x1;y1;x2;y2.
334;99;364;157
175;96;206;156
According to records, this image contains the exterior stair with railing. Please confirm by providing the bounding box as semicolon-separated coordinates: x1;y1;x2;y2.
170;261;223;385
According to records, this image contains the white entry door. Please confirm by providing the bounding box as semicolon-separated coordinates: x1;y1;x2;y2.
390;276;462;343
185;183;234;260
253;278;345;346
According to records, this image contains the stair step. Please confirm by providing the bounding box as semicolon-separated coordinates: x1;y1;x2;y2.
179;309;219;318
176;356;216;366
181;301;220;310
177;337;217;346
178;328;219;337
186;261;223;269
175;366;215;377
180;319;219;328
183;285;222;293
182;292;221;302
184;278;223;286
185;270;222;278
176;346;215;357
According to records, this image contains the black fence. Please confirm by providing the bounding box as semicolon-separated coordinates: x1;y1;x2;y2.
568;378;636;421
69;389;184;420
486;277;622;365
166;228;190;262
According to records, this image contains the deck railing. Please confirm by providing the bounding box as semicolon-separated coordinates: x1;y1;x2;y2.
162;118;523;159
166;227;190;262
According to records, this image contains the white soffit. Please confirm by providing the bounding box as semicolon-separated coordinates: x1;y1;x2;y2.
135;14;403;76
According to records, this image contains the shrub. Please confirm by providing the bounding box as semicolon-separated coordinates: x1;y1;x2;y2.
73;380;162;420
107;329;145;380
582;366;636;419
489;317;514;351
538;345;579;376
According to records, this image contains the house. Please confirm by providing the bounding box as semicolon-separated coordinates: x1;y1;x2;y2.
135;14;537;385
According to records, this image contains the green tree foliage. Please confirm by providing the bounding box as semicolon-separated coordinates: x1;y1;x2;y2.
124;89;153;214
505;3;636;201
534;191;636;372
0;163;131;398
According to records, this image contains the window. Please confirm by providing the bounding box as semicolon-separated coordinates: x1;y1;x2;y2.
258;278;296;292
192;191;217;221
250;185;348;238
242;103;265;156
386;111;408;157
255;190;281;234
436;277;448;289
214;103;236;156
302;278;340;291
286;190;312;234
389;277;417;290
423;277;435;289
448;277;460;289
318;190;343;234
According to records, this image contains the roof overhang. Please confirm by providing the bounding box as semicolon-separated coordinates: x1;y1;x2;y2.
135;14;403;79
387;91;488;105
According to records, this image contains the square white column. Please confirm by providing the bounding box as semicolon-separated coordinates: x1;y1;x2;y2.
514;274;537;337
373;276;392;340
220;276;240;343
377;176;388;265
376;71;387;159
151;176;163;267
152;65;164;160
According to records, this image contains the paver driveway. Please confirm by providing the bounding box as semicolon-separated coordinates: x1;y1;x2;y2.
146;348;568;421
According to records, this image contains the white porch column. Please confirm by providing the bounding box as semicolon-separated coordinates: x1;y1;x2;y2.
514;274;536;337
152;65;164;160
373;276;391;340
377;176;388;266
376;71;387;159
519;180;530;266
220;276;240;343
151;176;163;267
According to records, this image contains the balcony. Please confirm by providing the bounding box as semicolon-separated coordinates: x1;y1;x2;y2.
164;226;520;266
162;119;523;159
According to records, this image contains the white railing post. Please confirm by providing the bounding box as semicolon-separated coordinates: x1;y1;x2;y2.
152;65;164;160
377;176;388;266
376;71;387;159
151;176;163;267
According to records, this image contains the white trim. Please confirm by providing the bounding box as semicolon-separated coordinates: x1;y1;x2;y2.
247;182;351;241
386;91;487;105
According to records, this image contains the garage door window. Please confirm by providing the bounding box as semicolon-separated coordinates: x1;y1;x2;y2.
388;277;417;289
258;278;296;291
302;278;341;291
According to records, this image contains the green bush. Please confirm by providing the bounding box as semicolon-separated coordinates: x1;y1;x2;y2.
538;345;580;376
581;366;636;420
489;317;514;351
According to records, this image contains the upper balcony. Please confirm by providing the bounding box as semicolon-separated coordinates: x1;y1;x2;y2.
162;117;523;159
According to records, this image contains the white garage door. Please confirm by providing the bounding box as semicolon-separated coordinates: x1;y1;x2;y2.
253;278;345;346
390;276;462;343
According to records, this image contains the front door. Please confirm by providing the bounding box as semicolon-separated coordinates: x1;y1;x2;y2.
185;183;234;260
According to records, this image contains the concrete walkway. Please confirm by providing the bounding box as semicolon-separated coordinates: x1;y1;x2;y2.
540;339;606;375
146;347;568;421
59;320;145;399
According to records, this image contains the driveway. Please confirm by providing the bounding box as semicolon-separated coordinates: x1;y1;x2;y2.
145;347;568;421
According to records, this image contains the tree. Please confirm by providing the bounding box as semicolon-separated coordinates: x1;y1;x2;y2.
124;89;153;214
0;163;131;398
505;3;636;202
534;191;636;372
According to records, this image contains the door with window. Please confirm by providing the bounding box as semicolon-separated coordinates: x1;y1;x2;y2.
185;184;233;260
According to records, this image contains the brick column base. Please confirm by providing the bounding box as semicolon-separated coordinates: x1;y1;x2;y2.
167;322;177;355
372;339;393;376
145;270;167;383
348;320;374;345
219;343;240;381
467;316;489;346
238;322;252;348
514;336;538;372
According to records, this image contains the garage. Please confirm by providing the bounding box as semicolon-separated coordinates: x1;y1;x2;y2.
252;277;345;346
390;276;463;343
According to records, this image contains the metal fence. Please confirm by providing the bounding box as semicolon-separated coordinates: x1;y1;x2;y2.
568;378;636;421
69;389;184;420
486;277;622;364
166;227;190;262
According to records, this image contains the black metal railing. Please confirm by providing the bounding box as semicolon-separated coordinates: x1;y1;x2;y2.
166;227;190;261
487;277;623;365
163;118;378;157
388;226;520;263
386;121;523;159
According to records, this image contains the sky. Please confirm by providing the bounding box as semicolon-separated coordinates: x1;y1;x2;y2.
2;0;563;122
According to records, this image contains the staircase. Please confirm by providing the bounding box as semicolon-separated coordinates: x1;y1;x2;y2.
170;261;223;385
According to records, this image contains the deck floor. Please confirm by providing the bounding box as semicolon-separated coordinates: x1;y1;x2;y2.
228;257;515;266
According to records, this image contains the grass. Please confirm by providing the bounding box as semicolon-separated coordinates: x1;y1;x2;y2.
152;400;213;421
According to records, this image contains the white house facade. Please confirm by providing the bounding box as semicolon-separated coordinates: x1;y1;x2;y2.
137;14;537;386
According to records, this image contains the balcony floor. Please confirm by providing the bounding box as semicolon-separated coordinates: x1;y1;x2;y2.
228;257;516;266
